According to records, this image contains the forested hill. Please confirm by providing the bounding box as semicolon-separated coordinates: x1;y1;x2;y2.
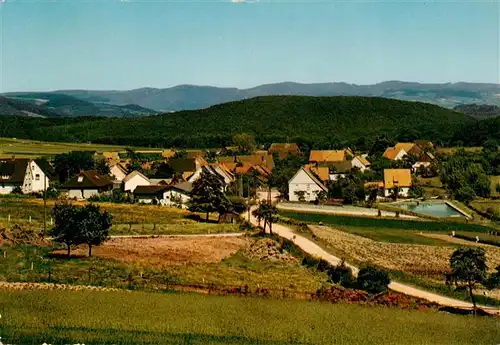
0;96;491;149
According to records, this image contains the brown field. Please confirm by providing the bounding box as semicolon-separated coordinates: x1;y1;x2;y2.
309;225;500;279
55;236;247;266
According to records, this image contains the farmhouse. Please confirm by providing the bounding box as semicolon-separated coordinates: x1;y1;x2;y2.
383;169;412;197
383;147;407;161
134;182;193;208
109;163;128;182
123;171;152;193
309;149;354;165
289;167;328;202
351;155;371;172
329;161;353;181
268;143;301;159
64;170;113;200
0;159;51;194
412;151;437;171
384;142;425;161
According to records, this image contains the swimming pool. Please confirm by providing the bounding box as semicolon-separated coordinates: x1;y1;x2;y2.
395;201;466;218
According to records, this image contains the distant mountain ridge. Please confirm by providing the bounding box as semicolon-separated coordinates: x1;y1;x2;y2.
2;81;499;116
0;93;158;118
47;81;500;112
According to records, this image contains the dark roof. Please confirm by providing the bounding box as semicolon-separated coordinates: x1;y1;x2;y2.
33;159;54;179
329;161;353;174
168;181;193;194
134;185;169;195
0;159;29;183
169;158;196;173
63;170;113;189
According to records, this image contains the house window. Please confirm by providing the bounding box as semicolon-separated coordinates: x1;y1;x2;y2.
306;184;310;191
77;176;84;183
35;174;40;181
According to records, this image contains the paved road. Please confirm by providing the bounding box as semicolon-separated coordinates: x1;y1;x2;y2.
277;203;417;219
249;207;499;315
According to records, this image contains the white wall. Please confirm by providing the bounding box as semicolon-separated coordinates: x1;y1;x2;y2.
329;173;345;181
23;161;49;193
124;174;151;192
110;165;127;182
163;190;191;209
351;157;368;172
67;189;100;200
289;169;325;202
0;184;16;195
384;187;410;197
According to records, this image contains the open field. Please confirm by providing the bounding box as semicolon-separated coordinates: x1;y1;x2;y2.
279;210;496;245
0;289;498;345
0;196;239;235
471;199;500;214
436;146;483;155
307;225;500;304
0;234;327;294
0;137;161;158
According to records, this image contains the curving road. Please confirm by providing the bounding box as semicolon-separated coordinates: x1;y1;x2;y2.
248;208;499;315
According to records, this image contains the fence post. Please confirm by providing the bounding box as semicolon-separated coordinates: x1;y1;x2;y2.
48;266;51;283
8;214;10;223
50;217;53;225
29;216;32;223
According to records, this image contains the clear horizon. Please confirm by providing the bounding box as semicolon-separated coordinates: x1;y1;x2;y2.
0;0;498;92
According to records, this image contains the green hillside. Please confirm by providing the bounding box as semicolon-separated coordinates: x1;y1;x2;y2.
0;96;478;148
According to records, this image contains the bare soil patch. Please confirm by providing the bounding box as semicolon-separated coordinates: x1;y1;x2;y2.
53;236;248;266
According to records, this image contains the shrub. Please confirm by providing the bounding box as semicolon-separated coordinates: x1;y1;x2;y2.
356;266;391;294
327;261;354;288
11;186;23;195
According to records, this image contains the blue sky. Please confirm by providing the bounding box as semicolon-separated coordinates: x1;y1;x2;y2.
0;0;498;92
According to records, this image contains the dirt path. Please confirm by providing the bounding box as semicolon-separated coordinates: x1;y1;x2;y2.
248;207;499;315
109;233;244;239
277;203;417;219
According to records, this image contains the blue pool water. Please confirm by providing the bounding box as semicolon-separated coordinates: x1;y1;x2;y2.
396;202;465;218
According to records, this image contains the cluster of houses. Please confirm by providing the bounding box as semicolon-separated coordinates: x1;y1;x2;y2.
0;147;279;208
289;141;435;202
0;140;436;206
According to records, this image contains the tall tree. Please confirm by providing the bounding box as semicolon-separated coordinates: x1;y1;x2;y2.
447;247;487;312
53;151;95;183
188;171;225;221
233;133;256;154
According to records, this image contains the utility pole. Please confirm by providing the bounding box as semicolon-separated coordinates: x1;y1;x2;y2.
43;170;47;238
247;178;251;222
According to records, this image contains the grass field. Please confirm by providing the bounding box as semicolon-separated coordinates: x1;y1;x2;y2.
436;146;483;155
0;137;162;158
0;289;498;345
279;210;495;245
0;236;327;295
0;196;239;235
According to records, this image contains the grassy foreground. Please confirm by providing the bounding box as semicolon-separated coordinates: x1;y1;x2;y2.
0;290;498;345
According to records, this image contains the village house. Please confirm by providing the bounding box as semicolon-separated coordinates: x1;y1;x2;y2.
109;163;128;182
123;171;152;193
308;149;354;166
268;143;301;159
383;169;412;197
134;181;193;208
351;155;371;172
412;151;437;171
383;142;426;161
0;159;51;194
328;161;353;181
288;166;328;202
63;170;113;200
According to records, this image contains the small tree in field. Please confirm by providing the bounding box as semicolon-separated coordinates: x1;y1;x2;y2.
78;204;112;257
52;202;112;257
447;247;487;311
356;266;390;294
52;201;80;257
